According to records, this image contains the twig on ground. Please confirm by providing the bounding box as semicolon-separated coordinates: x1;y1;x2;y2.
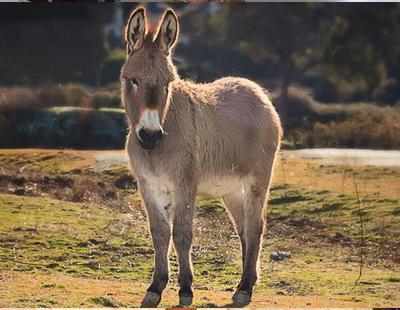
264;233;297;247
280;157;287;185
9;258;50;268
341;168;346;194
351;173;365;291
306;162;314;188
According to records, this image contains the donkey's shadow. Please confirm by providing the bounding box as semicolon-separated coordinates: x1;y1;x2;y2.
187;301;248;308
221;301;248;308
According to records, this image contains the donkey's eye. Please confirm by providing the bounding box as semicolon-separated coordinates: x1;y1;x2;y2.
129;78;139;89
125;78;138;92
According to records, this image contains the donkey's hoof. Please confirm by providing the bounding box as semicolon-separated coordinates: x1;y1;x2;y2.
232;290;251;305
179;295;193;306
141;291;161;308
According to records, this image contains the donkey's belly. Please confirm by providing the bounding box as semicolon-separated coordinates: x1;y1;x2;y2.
197;175;244;198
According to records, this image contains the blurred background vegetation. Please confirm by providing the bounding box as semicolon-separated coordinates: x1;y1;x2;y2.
0;3;399;149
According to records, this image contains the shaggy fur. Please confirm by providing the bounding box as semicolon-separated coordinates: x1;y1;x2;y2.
122;7;282;307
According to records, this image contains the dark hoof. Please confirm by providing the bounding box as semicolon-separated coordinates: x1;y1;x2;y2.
232;290;251;306
141;291;161;308
179;295;193;306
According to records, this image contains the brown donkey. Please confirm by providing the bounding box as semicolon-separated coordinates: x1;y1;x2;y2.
122;7;282;307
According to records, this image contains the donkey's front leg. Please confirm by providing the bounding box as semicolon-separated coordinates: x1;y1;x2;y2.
172;192;196;306
139;181;171;307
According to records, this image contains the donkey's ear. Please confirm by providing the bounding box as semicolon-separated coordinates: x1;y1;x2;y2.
155;9;179;54
125;7;147;54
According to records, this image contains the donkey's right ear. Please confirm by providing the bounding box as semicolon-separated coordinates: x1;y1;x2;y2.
125;7;147;54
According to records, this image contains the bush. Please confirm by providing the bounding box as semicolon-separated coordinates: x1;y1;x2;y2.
277;86;394;127
91;91;121;109
62;83;92;108
281;87;400;149
0;87;40;114
294;112;400;149
0;84;121;115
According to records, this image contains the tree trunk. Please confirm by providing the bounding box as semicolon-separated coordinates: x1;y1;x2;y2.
95;67;102;88
278;58;293;125
281;72;290;100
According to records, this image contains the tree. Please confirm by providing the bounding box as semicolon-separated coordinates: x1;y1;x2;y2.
321;4;400;101
216;3;321;121
0;5;109;86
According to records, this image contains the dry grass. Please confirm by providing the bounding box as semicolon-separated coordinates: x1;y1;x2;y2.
0;272;371;308
275;155;400;200
0;84;121;117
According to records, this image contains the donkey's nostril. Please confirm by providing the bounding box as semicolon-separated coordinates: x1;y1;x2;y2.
138;128;148;141
154;130;163;141
138;128;163;149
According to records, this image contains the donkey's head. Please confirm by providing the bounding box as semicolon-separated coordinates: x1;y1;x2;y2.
121;7;179;150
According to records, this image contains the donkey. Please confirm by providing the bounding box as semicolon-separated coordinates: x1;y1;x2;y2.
122;7;282;307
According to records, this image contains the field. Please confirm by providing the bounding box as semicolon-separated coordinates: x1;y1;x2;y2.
0;149;399;307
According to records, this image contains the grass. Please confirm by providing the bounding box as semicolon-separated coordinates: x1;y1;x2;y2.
0;149;399;307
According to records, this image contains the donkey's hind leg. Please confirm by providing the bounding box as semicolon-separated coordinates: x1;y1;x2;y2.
223;191;246;268
232;181;268;305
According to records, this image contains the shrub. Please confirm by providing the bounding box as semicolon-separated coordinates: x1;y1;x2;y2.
0;84;122;115
36;84;68;108
0;87;39;114
63;83;92;108
294;112;400;149
91;91;121;109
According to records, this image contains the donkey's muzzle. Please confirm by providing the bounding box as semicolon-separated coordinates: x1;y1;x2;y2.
137;128;163;150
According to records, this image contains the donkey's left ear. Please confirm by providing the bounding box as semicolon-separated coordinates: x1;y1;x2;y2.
155;9;179;54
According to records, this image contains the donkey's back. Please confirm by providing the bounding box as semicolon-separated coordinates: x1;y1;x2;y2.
172;76;282;190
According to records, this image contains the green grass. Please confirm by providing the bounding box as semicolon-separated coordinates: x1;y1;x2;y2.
0;150;399;307
1;186;399;307
0;151;90;174
0;194;152;281
268;185;400;249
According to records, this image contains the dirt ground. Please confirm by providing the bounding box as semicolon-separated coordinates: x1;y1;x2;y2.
0;148;399;307
0;273;373;308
